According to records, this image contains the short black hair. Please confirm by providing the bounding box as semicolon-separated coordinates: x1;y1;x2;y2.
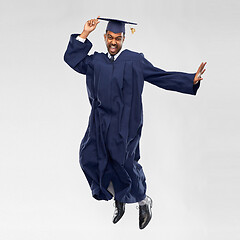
106;30;125;37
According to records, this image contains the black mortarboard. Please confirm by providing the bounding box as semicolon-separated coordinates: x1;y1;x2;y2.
97;17;137;34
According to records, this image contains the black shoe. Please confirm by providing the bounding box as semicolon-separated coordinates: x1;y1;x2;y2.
112;199;126;224
138;196;153;229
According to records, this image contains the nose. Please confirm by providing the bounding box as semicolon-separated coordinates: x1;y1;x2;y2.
111;39;116;45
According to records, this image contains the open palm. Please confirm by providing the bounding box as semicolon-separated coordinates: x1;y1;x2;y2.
194;62;207;84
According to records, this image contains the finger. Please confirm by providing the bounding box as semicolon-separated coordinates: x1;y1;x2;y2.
195;78;203;84
201;69;206;75
96;16;100;23
201;66;206;73
200;62;206;72
201;61;207;68
198;62;204;72
201;62;207;70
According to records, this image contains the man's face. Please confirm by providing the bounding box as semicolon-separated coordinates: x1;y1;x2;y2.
104;31;125;56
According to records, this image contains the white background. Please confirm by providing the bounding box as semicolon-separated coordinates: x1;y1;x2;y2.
0;0;239;239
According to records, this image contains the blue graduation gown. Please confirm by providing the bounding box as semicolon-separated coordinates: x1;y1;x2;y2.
64;33;200;203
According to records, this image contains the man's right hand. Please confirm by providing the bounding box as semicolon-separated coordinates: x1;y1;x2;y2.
80;16;100;39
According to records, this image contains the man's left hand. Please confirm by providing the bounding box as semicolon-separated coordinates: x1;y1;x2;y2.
194;62;207;84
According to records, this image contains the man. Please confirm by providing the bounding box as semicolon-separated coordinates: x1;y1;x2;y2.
63;16;206;230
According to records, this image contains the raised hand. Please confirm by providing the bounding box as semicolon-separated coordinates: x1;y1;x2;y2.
194;62;207;85
84;16;100;33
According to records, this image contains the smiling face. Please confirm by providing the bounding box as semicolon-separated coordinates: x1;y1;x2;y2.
104;30;125;56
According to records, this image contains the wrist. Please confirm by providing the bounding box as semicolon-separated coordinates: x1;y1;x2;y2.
80;30;90;39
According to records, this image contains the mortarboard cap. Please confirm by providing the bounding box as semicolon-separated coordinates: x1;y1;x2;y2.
97;17;137;34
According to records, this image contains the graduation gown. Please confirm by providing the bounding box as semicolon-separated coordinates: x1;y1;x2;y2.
64;33;200;203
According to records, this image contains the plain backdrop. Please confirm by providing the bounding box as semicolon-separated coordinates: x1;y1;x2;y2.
0;0;239;239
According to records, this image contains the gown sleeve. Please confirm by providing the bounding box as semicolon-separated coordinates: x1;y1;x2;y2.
140;53;200;95
63;33;93;75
